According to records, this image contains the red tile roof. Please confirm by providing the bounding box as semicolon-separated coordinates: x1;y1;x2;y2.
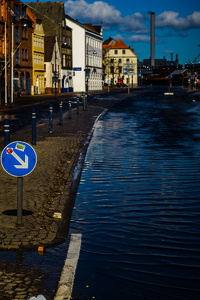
103;39;130;50
83;23;98;33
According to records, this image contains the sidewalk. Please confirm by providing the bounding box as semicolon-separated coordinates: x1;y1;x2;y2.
0;101;107;251
0;87;127;111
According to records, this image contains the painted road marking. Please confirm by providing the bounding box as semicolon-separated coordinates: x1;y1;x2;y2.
54;233;82;300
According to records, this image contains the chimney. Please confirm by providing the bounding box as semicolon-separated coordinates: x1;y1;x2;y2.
170;52;173;61
176;54;179;67
150;12;155;67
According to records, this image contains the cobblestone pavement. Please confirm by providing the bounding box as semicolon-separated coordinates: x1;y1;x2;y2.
0;92;124;300
0;105;106;251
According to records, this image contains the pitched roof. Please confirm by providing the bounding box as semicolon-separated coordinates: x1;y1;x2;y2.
26;1;65;34
103;39;130;50
44;36;55;62
103;37;115;45
82;23;101;34
27;8;36;28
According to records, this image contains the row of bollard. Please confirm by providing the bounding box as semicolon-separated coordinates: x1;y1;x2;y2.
3;94;87;147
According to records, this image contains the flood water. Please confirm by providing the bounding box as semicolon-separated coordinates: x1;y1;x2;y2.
1;88;200;300
70;89;200;299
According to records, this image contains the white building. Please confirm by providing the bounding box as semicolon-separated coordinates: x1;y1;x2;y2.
65;16;85;92
44;36;61;94
103;38;138;87
66;16;103;92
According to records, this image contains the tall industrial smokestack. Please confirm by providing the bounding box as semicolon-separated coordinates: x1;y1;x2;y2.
150;12;155;67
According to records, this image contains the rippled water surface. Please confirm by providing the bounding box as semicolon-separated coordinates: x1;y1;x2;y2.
71;92;200;299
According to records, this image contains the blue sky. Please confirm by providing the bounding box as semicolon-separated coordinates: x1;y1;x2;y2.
26;0;200;66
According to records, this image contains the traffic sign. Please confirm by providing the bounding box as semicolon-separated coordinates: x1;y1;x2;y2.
1;141;37;177
72;67;82;71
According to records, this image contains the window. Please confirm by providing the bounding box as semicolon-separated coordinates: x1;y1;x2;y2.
15;27;19;43
22;49;28;61
22;27;28;40
115;50;118;54
126;58;130;62
110;66;114;74
20;72;24;89
14;71;18;90
14;4;19;22
122;50;126;54
15;49;19;64
119;59;122;63
67;54;72;68
20;5;27;18
63;54;66;67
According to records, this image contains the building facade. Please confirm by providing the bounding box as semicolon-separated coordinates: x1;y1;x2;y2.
66;15;86;92
103;38;138;87
27;8;45;94
13;2;33;96
27;1;72;93
44;36;61;94
0;0;33;102
84;23;103;92
65;16;103;92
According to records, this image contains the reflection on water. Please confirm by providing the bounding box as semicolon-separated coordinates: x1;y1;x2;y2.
71;94;200;299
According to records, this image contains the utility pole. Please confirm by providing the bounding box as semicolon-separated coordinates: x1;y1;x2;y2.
4;21;8;105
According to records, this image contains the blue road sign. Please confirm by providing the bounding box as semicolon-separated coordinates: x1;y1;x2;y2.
1;141;37;177
72;67;82;71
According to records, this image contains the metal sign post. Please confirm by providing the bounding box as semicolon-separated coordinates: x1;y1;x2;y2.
17;177;23;225
123;63;135;93
1;141;37;225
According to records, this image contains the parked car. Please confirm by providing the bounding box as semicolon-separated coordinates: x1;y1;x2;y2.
116;83;128;87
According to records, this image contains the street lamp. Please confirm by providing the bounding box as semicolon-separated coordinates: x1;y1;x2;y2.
53;38;59;99
105;57;116;92
0;20;7;106
10;16;14;105
4;21;7;105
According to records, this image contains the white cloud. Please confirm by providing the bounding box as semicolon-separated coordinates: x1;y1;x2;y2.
187;11;200;28
120;13;148;34
156;11;200;30
64;0;200;43
127;35;150;42
64;0;122;25
126;35;163;44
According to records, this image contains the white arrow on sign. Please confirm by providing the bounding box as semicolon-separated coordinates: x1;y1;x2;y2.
11;151;29;169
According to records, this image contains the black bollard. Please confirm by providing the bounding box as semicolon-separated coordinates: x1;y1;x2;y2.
68;100;72;119
82;94;86;111
85;93;88;109
76;97;79;114
4;118;10;146
49;104;53;133
59;101;63;125
32;108;36;145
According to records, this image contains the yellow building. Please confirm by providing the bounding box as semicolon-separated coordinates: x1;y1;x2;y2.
103;38;138;88
28;8;45;94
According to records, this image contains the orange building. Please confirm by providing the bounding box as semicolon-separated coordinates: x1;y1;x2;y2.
0;0;34;104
